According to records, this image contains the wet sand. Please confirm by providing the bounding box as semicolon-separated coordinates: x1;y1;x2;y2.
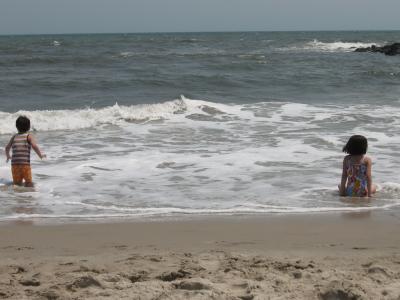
1;212;400;299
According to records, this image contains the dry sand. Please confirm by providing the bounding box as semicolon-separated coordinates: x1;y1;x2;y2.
1;212;400;299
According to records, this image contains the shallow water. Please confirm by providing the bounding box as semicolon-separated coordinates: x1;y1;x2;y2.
0;31;400;221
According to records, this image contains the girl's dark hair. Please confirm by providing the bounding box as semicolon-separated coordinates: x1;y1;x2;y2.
16;116;30;133
342;135;368;155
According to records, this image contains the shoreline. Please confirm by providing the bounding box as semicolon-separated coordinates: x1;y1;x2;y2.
1;211;400;299
0;203;397;226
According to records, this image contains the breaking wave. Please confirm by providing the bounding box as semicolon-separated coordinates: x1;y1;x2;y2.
0;96;246;134
290;39;379;52
0;98;185;134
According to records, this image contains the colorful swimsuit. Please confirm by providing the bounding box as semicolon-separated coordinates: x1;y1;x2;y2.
345;157;368;197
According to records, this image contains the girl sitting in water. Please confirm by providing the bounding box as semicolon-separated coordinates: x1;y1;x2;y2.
339;135;376;197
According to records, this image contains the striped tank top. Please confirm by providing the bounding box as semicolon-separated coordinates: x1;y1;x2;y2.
11;133;31;165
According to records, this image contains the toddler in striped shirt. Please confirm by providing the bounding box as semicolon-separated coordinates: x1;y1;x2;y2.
5;116;46;187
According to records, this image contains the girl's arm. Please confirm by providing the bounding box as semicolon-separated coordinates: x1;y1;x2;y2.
27;134;46;159
5;136;14;162
339;157;347;196
366;157;373;197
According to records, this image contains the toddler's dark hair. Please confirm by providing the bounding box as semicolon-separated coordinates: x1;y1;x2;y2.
16;116;31;133
342;135;368;155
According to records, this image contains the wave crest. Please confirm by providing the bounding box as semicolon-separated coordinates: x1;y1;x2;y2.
303;39;378;52
0;98;189;134
0;96;247;134
280;40;380;53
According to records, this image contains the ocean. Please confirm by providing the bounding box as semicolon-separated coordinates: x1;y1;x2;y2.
0;31;400;222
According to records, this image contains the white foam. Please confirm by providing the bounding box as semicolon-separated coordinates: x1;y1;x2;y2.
288;39;379;52
379;182;400;193
0;99;184;134
2;98;400;222
119;51;137;58
1;204;396;222
0;96;252;135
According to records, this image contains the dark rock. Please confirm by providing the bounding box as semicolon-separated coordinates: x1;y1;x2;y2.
354;43;400;56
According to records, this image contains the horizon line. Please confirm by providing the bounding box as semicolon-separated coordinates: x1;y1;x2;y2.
1;29;400;37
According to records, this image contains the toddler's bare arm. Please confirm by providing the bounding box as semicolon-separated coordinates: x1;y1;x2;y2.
5;136;14;162
28;135;46;159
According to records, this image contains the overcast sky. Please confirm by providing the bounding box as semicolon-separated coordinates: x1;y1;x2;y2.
1;0;400;35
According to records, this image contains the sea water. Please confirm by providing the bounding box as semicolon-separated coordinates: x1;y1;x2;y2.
0;31;400;222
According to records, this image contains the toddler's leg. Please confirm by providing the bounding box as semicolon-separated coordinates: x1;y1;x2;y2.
22;166;34;188
11;165;23;186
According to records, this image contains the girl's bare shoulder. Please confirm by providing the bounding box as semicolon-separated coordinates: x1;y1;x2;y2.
364;155;372;162
343;155;351;162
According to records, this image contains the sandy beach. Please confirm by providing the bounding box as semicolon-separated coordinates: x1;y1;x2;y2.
1;212;400;299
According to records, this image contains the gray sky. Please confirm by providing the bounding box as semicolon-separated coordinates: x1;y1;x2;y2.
1;0;399;35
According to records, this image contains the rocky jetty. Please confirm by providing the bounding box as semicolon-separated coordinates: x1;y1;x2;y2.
354;43;400;56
